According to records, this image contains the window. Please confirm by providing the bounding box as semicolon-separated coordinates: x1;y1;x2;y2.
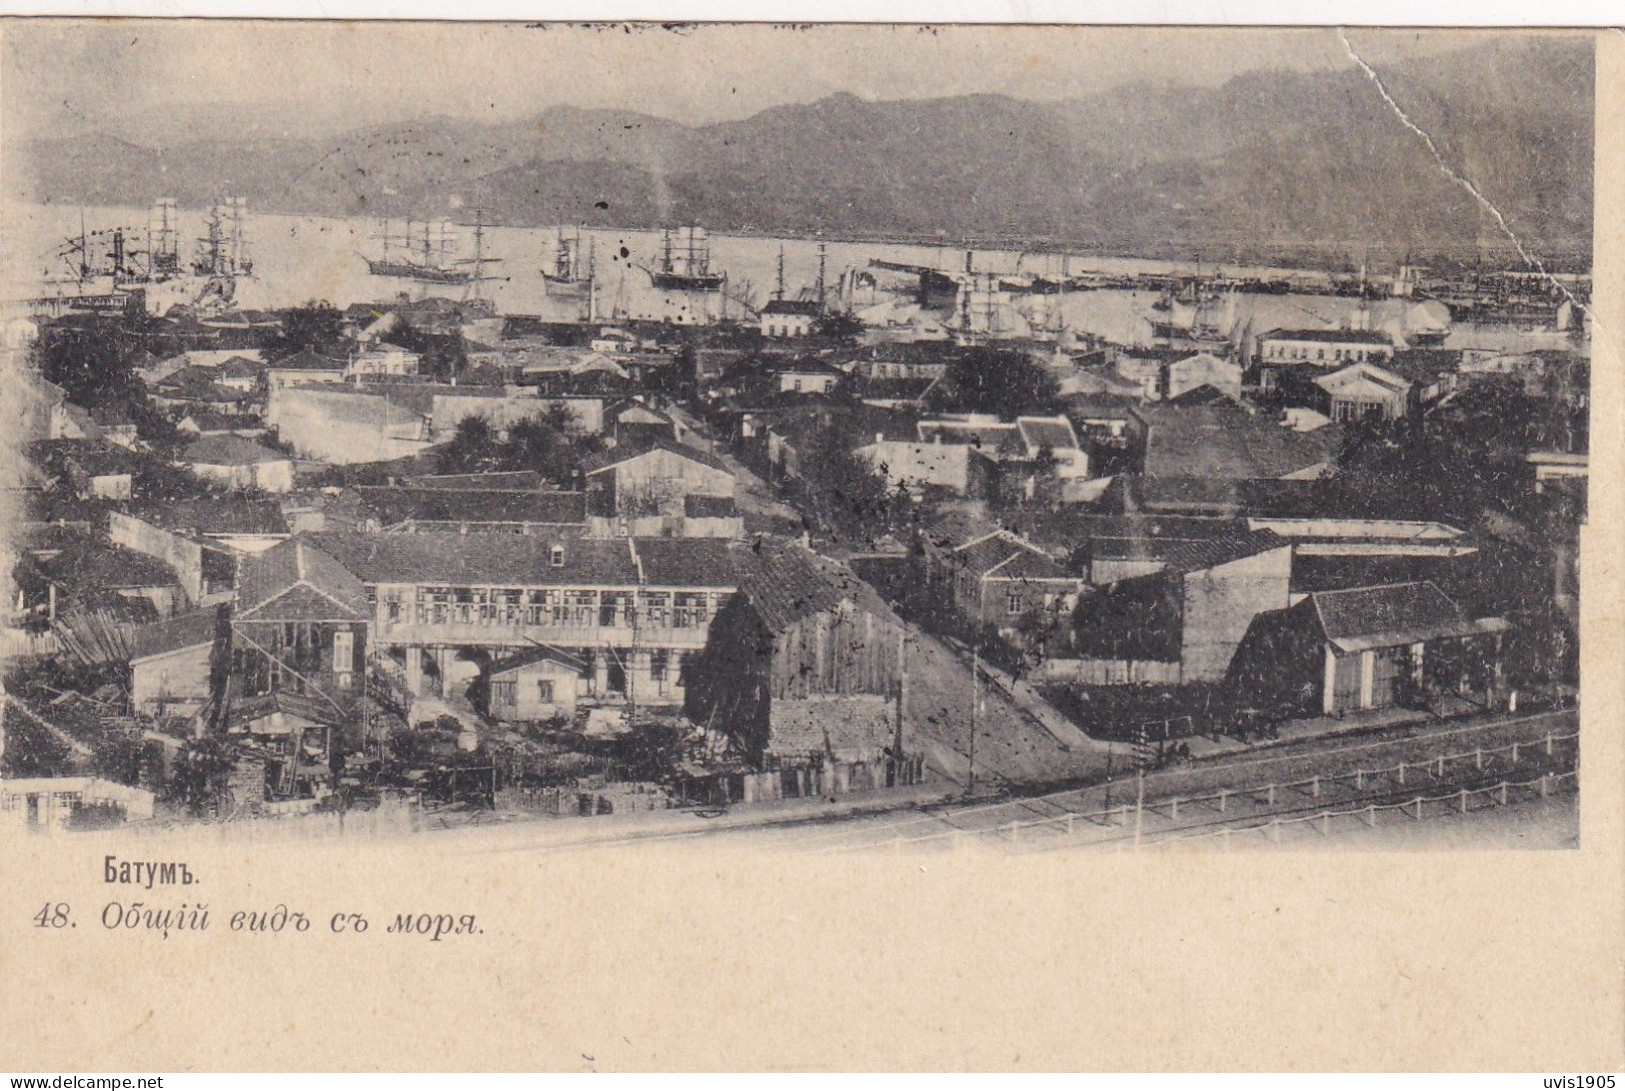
332;630;354;673
550;545;564;567
643;592;669;628
1007;591;1024;616
536;680;555;704
491;679;516;707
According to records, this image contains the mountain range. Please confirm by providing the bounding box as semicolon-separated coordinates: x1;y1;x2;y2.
18;35;1593;266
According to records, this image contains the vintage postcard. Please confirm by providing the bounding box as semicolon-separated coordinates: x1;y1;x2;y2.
0;19;1618;1073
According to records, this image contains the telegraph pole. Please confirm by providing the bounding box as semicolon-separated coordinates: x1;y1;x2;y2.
1133;721;1148;850
967;638;978;797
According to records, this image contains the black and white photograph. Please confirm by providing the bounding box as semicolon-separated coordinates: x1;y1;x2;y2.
0;16;1614;1075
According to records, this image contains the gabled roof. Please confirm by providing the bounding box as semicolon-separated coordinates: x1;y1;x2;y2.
404;470;546;491
634;538;739;589
488;644;588;677
1168;384;1239;406
761;299;822;316
40;543;179;592
1139;404;1342;482
181;410;262;434
236;537;367;621
1314;361;1412;396
730;542;897;634
269;347;347;371
126;608;221;663
1158;528;1287;573
583;437;730;476
955;532;1067;582
305;531;639;588
226;691;343;730
357;486;586;528
183;435;289;466
32;439;141;478
218;356;266;378
1307;581;1503;652
130;497;290;537
1015;416;1080;452
1259;328;1395;345
916;419;1024;456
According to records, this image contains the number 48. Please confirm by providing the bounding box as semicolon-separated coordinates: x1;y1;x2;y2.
33;903;70;928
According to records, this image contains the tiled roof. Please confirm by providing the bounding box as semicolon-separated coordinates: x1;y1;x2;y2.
126;609;221;662
583;437;731;476
358;487;586;528
1167;384;1238;406
635;538;739;590
1314;362;1411;395
41;543;179;591
1309;581;1481;651
183;435;289;466
1260;328;1395;345
226;691;342;729
130;497;290;536
923;509;1001;550
1016;416;1080;452
218;356;266;377
182;410;262;433
306;531;638;588
1140;404;1342;481
488;645;587;677
1158;529;1288;573
761;299;822;316
916;419;1025;456
731;542;896;633
236;538;367;621
765;695;896;761
954;533;1052;581
985;548;1072;582
33;439;142;478
270;348;347;371
404;470;545;491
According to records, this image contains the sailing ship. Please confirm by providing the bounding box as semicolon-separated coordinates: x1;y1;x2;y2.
542;228;595;296
193;198;254;278
1148;288;1238;350
648;227;725;292
30;198;247;316
366;217;472;284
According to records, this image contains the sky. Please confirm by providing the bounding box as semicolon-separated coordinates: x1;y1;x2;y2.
1;22;1527;142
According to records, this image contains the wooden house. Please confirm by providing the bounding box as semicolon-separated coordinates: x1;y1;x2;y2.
685;544;921;794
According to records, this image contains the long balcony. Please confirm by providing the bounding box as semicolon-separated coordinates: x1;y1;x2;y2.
369;588;722;651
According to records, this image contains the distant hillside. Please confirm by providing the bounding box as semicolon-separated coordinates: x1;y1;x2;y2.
18;35;1592;265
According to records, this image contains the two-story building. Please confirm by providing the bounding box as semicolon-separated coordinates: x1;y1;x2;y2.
239;532;740;712
1257;328;1395;392
759;298;821;339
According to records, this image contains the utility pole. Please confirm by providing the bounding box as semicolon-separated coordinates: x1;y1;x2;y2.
967;636;977;797
1133;721;1148;850
893;622;908;787
816;241;827;311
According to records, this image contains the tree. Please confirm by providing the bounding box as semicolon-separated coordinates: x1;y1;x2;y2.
436;416;501;475
167;735;237;816
264;301;344;359
811;311;865;343
387;317;466;380
796;424;911;545
927;347;1060;419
